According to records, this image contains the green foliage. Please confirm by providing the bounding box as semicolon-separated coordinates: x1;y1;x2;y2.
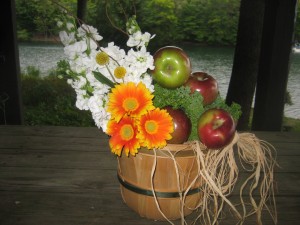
16;0;241;46
204;96;242;122
16;0;77;40
294;3;300;43
138;0;181;48
285;90;293;106
86;0;135;46
17;29;31;41
14;0;300;47
153;83;241;141
23;66;40;78
179;0;240;45
283;117;300;132
21;75;94;126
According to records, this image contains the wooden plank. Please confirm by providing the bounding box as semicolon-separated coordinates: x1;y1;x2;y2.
0;190;298;225
253;131;300;143
0;162;299;195
0;126;299;225
0;125;103;138
0;149;115;169
0;135;108;151
0;168;119;193
0;130;299;154
1;135;297;155
0;151;116;170
0;146;299;172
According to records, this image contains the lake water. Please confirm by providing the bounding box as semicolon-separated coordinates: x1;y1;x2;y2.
18;43;300;119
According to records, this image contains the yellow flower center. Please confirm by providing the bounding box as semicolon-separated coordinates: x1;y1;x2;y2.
123;98;138;111
114;66;127;79
96;52;109;65
145;120;158;134
120;124;134;140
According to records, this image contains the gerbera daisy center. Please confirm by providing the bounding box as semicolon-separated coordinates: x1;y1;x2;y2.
123;97;139;111
145;120;158;134
120;124;134;141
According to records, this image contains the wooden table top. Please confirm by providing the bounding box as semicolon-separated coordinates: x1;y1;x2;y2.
0;125;299;225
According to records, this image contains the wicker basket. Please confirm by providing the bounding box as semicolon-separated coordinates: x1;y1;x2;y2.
117;144;202;221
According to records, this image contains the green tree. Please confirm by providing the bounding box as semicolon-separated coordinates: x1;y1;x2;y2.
179;0;240;45
85;0;135;46
138;0;180;48
294;2;300;43
15;0;242;46
15;0;77;40
16;0;37;35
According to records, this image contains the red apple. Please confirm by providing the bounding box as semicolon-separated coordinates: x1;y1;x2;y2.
197;108;236;149
163;106;192;144
185;72;218;105
150;46;191;89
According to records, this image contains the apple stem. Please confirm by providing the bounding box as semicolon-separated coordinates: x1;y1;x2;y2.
197;77;208;81
213;119;224;129
167;65;174;71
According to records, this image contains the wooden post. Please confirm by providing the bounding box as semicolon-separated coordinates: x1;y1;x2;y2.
226;0;265;130
0;0;23;125
252;0;297;131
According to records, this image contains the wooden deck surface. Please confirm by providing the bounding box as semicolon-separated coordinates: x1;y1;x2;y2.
0;125;299;225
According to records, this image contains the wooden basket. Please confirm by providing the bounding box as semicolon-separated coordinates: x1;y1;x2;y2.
117;144;202;221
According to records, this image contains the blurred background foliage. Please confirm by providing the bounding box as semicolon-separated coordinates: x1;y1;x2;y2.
21;71;95;126
15;0;300;47
15;0;300;48
13;0;286;48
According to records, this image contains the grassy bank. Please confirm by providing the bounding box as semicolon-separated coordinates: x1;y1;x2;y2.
21;73;94;127
20;70;300;132
283;117;300;132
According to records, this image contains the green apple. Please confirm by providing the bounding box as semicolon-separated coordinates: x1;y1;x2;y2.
150;46;191;89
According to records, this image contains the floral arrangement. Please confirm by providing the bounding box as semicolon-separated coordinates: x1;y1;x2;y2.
57;13;241;156
56;10;276;225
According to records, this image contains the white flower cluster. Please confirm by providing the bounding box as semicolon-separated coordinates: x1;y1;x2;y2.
58;18;155;132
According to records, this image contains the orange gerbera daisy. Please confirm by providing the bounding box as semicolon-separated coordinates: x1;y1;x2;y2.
137;108;174;149
106;116;140;156
107;82;155;122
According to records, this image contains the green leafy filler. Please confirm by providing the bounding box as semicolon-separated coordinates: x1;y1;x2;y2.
153;83;242;141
